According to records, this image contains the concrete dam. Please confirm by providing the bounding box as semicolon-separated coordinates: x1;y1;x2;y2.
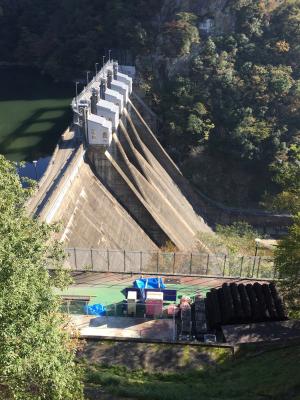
27;61;213;256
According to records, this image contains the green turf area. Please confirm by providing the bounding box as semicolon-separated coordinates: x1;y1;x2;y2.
57;281;212;314
59;285;127;306
0;67;73;161
84;345;300;400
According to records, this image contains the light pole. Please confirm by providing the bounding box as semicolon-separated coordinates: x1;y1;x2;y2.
84;107;89;145
75;81;79;108
32;160;38;180
86;71;90;86
95;62;99;76
108;49;112;62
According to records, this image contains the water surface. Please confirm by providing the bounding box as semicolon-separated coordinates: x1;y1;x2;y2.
0;67;73;162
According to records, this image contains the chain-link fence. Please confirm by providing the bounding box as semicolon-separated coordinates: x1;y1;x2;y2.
63;248;276;279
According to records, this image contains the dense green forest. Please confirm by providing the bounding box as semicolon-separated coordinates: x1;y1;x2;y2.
0;0;161;77
0;0;299;210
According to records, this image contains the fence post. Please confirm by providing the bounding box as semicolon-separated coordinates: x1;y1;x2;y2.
124;250;126;272
173;252;175;274
90;248;94;271
140;251;142;273
190;253;192;275
107;250;110;271
206;254;210;275
251;256;256;278
247;259;251;277
256;256;262;278
240;256;244;278
273;259;277;279
223;255;227;276
74;248;77;271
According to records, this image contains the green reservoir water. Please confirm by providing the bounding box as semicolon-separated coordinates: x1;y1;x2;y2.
0;67;73;161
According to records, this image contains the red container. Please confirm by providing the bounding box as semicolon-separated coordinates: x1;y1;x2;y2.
146;292;163;316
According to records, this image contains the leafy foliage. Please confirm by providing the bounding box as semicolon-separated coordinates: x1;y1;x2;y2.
160;13;200;57
198;222;260;256
145;0;300;207
0;156;83;399
266;144;300;213
275;213;300;318
0;0;162;80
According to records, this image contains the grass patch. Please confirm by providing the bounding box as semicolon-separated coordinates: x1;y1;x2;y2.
84;344;300;400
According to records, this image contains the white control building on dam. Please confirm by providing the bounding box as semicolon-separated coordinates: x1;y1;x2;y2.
28;60;213;256
73;62;132;146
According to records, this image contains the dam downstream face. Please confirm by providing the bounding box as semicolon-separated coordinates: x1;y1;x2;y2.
30;62;213;254
52;100;212;253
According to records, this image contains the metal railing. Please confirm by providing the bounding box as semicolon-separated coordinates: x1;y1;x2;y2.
71;60;114;109
62;248;276;280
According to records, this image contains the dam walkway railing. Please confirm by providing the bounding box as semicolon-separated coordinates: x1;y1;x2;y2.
63;248;276;280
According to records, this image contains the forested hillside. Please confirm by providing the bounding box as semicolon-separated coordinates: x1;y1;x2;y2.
0;0;161;78
0;0;299;210
141;0;300;210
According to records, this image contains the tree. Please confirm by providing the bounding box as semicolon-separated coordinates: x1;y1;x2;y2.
187;102;215;141
232;110;272;160
161;12;199;57
268;144;300;213
275;214;300;318
233;0;266;38
0;156;83;400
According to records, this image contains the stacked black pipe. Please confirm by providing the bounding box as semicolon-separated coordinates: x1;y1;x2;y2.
193;295;207;337
205;282;287;330
180;302;192;335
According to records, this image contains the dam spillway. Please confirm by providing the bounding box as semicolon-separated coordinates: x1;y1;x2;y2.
28;61;213;253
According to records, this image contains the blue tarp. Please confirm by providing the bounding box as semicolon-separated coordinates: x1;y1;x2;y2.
133;277;166;290
85;303;106;316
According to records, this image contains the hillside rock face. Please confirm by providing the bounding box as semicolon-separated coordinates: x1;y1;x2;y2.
137;0;235;81
160;0;235;34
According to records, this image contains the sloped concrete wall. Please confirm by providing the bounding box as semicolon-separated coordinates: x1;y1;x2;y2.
87;100;213;252
87;145;169;247
34;92;214;252
113;135;194;249
121;113;211;235
53;161;158;251
128;98;214;221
